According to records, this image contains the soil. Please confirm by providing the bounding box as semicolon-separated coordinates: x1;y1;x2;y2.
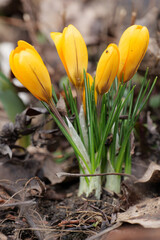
0;182;120;240
0;126;159;240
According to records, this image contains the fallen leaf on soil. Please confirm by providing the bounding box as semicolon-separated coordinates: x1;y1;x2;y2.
42;156;74;185
117;197;160;228
121;162;160;207
24;176;46;198
0;143;76;189
86;223;122;240
0;184;15;205
28;146;76;185
0;107;48;145
135;162;160;184
0;158;39;182
56;94;67;116
0;144;12;158
146;111;157;135
101;225;160;240
0;232;7;240
87;194;160;239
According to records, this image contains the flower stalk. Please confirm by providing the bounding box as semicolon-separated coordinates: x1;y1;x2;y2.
48;99;69;133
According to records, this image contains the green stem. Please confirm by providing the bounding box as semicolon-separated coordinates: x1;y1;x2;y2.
97;94;102;119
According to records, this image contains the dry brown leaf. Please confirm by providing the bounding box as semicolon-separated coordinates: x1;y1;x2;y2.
135;162;160;184
56;94;67;116
146;111;157;135
121;162;160;208
0;233;7;240
101;225;160;240
0;144;12;158
28;146;76;185
42;157;74;185
0;185;14;204
117;197;160;228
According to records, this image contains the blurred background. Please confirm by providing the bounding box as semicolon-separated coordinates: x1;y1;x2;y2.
0;3;160;238
0;0;160;127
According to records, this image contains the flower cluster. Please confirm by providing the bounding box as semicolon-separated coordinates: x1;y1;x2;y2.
9;24;151;198
10;24;149;105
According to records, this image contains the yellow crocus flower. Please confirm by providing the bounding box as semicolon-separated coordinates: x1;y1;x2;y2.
50;24;88;88
9;41;52;104
117;25;149;83
95;43;120;95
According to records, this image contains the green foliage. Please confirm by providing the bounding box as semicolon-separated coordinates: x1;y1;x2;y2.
0;72;25;122
149;95;160;109
43;70;157;198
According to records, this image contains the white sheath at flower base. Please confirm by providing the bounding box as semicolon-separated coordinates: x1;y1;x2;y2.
79;105;88;149
66;117;90;172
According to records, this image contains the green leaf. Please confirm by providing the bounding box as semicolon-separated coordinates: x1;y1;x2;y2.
0;72;25;122
149;94;160;109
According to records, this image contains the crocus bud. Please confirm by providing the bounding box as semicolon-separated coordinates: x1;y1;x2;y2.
95;44;120;95
9;41;52;104
117;25;149;83
50;25;88;88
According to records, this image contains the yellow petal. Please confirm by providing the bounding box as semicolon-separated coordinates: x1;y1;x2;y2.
51;25;88;87
50;32;63;55
117;25;149;82
95;43;120;95
9;41;52;103
50;31;70;79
